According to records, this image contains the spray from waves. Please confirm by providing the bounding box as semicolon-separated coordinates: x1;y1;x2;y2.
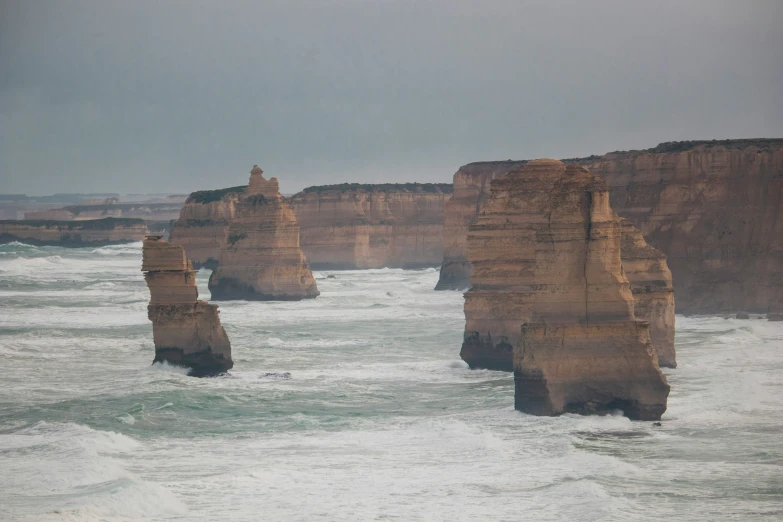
0;422;186;520
148;361;192;375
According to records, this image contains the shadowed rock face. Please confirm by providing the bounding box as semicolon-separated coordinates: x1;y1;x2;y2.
289;184;452;269
207;166;319;301
570;139;783;314
462;159;668;420
142;236;232;376
620;219;676;368
435;161;527;290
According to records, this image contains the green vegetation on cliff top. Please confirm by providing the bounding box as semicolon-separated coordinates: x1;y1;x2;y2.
301;183;453;194
188;186;247;204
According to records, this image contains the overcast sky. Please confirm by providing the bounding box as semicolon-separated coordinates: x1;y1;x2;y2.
1;0;782;195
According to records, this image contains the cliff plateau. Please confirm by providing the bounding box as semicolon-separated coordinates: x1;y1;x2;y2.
289;183;452;269
0;218;148;246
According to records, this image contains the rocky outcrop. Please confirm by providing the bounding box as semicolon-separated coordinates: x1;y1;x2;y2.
25;202;183;221
289;183;452;269
568;139;783;314
0;218;148;246
439;139;783;315
436;161;527;290
208;166;319;300
169;186;245;268
620;219;676;368
462;159;668;419
142;235;232;376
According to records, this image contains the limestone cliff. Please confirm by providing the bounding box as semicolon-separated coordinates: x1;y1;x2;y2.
620;219;676;367
208;166;319;300
461;159;668;419
568;139;783;314
142;236;232;376
289;183;452;269
436;161;527;290
25;202;183;222
169;186;245;268
0;218;148;246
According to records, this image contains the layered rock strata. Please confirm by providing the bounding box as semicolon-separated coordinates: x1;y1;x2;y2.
169;186;245;268
142;236;232;376
289;183;452;269
569;139;783;314
436;161;527;290
208;166;319;300
462;159;668;419
439;139;783;315
620;219;676;367
0;218;148;246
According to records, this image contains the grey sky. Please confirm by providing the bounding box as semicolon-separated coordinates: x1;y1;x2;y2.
1;0;782;195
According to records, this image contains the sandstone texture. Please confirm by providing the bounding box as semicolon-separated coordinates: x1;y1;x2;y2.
142;236;232;376
0;218;148;246
436;161;527;290
169;186;245;268
462;159;668;419
569;139;783;314
289;183;452;269
620;219;676;367
208;166;319;301
438;139;783;316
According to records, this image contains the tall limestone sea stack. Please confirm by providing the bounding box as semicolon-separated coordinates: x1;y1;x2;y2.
208;166;319;300
142;236;233;376
463;159;669;419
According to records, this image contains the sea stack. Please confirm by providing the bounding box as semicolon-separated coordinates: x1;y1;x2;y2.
208;166;319;300
462;159;668;420
620;219;676;368
142;235;233;376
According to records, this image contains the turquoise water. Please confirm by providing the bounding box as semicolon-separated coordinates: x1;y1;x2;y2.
1;242;782;521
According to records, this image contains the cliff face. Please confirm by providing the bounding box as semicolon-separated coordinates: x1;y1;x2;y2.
169;186;245;268
569;139;783;314
142;236;232;376
208;166;319;301
25;203;183;222
436;161;527;290
0;218;148;246
620;219;676;367
461;159;668;419
289;183;452;269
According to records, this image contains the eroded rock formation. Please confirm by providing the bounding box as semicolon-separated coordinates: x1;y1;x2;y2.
436;161;527;290
0;218;148;246
208;166;319;300
142;236;232;376
169;186;245;268
570;139;783;314
462;159;668;419
439;139;783;315
620;219;676;368
289;183;452;269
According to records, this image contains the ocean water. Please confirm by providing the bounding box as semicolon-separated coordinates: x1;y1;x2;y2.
1;242;782;522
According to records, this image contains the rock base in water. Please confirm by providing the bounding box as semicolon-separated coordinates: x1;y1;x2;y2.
514;322;669;421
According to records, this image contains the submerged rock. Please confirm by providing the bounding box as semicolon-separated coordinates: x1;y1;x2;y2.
462;159;668;420
736;312;750;319
143;236;233;376
768;313;783;321
208;166;319;301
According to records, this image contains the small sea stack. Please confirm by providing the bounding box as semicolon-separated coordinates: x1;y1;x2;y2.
462;159;669;419
142;235;233;376
208;166;319;300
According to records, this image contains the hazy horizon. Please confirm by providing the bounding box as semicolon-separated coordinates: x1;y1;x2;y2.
2;0;782;195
